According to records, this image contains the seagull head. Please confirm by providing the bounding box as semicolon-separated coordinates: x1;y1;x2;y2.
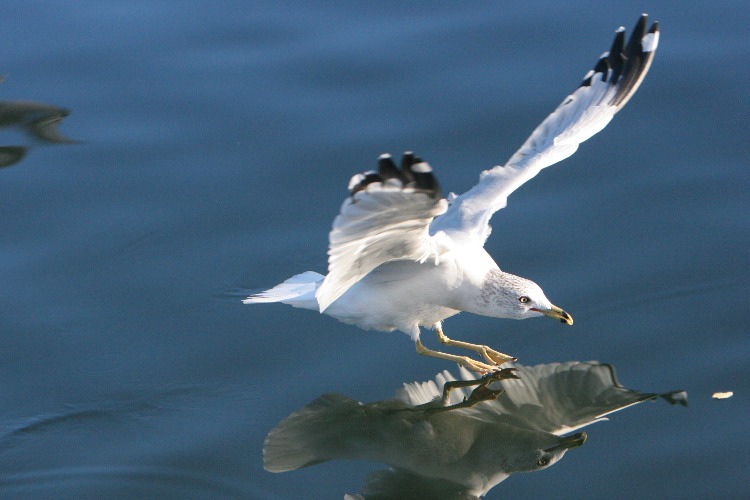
484;270;573;325
526;432;588;471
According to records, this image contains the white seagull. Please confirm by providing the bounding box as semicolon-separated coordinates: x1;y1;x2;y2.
245;15;660;373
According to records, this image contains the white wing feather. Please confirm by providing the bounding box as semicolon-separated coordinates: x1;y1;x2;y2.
316;158;448;312
407;362;660;435
432;15;659;244
314;16;659;311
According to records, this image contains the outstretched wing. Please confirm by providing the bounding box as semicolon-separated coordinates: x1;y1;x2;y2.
412;363;668;434
468;362;660;435
316;153;448;312
432;14;660;243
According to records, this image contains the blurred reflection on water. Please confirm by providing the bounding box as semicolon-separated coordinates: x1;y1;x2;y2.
265;361;685;499
0;85;75;167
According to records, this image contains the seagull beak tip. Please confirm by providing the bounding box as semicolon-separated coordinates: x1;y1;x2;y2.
540;305;573;326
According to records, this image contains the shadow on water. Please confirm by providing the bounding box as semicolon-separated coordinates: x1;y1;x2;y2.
264;361;686;499
0;77;76;168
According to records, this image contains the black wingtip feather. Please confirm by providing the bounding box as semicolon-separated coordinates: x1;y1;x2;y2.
349;151;442;199
611;14;658;106
625;14;647;56
400;153;440;198
400;151;415;169
609;29;625;57
607;30;626;82
577;14;658;108
398;152;416;183
378;154;400;180
593;57;610;82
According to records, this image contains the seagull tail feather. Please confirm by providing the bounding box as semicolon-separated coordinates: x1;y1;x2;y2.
242;271;323;310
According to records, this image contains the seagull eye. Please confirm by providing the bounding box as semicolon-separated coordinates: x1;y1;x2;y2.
536;457;549;467
519;296;530;304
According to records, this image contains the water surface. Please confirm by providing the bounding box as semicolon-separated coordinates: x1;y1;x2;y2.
1;2;748;498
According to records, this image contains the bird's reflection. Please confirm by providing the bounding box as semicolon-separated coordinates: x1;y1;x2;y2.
264;361;685;499
0;83;75;168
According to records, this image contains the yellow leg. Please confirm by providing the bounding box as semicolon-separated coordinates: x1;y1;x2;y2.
436;323;517;365
415;339;497;374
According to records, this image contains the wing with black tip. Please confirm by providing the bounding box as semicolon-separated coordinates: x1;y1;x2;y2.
432;14;659;244
316;152;449;312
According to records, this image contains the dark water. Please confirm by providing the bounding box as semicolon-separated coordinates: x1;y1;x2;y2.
2;2;748;498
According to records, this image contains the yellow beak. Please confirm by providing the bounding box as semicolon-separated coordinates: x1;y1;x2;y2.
536;304;573;325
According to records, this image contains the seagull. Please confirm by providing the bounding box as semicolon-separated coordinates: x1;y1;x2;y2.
245;15;660;373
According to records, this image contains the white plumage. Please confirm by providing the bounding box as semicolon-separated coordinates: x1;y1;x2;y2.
246;15;660;373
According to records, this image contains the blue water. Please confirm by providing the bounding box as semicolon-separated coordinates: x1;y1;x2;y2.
1;2;748;498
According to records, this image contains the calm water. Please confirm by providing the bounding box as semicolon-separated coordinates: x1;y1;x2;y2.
1;2;748;498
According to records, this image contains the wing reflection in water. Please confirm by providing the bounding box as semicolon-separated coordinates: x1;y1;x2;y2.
264;361;686;499
0;93;76;168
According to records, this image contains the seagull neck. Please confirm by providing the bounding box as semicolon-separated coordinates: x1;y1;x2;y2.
450;253;505;316
455;267;531;322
